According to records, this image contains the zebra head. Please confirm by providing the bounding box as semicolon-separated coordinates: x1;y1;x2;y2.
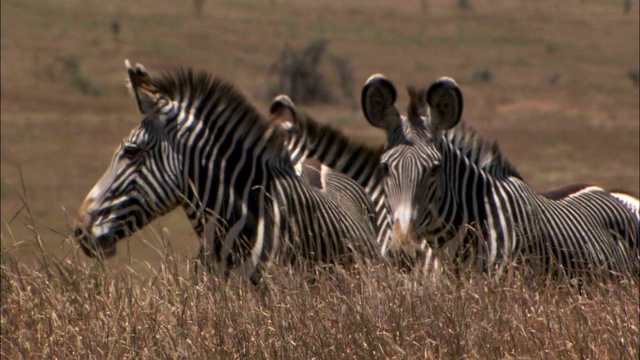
362;74;463;253
74;61;184;258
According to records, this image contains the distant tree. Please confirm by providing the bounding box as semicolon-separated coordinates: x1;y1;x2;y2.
193;0;205;16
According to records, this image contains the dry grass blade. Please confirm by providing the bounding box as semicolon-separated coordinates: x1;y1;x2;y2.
1;224;638;359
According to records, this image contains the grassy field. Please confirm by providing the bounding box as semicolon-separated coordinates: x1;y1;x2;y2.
2;246;638;359
1;0;639;358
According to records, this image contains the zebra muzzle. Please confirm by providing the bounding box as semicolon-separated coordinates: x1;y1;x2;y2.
75;226;99;258
74;226;117;259
391;219;418;249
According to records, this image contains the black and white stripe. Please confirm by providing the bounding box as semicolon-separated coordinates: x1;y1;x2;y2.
74;61;378;280
362;74;639;279
267;95;392;250
609;191;640;221
267;95;447;272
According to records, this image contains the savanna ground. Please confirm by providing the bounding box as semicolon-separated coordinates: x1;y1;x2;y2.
1;0;639;358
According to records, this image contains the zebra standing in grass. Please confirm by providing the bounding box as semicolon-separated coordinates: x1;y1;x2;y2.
361;74;638;279
267;95;440;271
73;61;379;282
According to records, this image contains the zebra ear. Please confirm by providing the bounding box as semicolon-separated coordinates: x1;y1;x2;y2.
361;74;401;131
426;77;463;132
125;59;165;115
269;94;297;131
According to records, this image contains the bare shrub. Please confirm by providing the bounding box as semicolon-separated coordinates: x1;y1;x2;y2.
472;67;493;82
36;55;102;96
331;55;356;110
458;0;471;9
193;0;205;16
268;39;335;104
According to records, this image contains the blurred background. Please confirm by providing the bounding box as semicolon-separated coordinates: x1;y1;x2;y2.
1;0;638;273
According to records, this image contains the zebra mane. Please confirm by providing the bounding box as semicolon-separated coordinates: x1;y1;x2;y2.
443;123;522;180
295;110;386;163
151;67;289;158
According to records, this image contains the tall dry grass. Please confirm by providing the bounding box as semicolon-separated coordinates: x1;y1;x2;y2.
1;222;638;359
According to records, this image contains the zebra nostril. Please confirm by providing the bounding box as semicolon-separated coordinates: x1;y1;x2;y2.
74;227;85;239
75;227;100;258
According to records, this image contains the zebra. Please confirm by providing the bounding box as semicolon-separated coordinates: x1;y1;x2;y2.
190;96;381;274
361;74;639;279
267;97;378;230
267;95;437;271
73;60;379;282
267;92;638;277
267;95;389;245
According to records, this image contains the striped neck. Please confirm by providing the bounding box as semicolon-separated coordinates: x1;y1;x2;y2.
422;131;519;242
149;69;291;233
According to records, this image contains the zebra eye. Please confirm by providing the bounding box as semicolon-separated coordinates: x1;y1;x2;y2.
122;144;143;159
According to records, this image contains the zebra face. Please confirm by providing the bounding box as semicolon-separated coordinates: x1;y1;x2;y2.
74;123;183;258
362;74;463;251
380;139;441;249
74;61;184;258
